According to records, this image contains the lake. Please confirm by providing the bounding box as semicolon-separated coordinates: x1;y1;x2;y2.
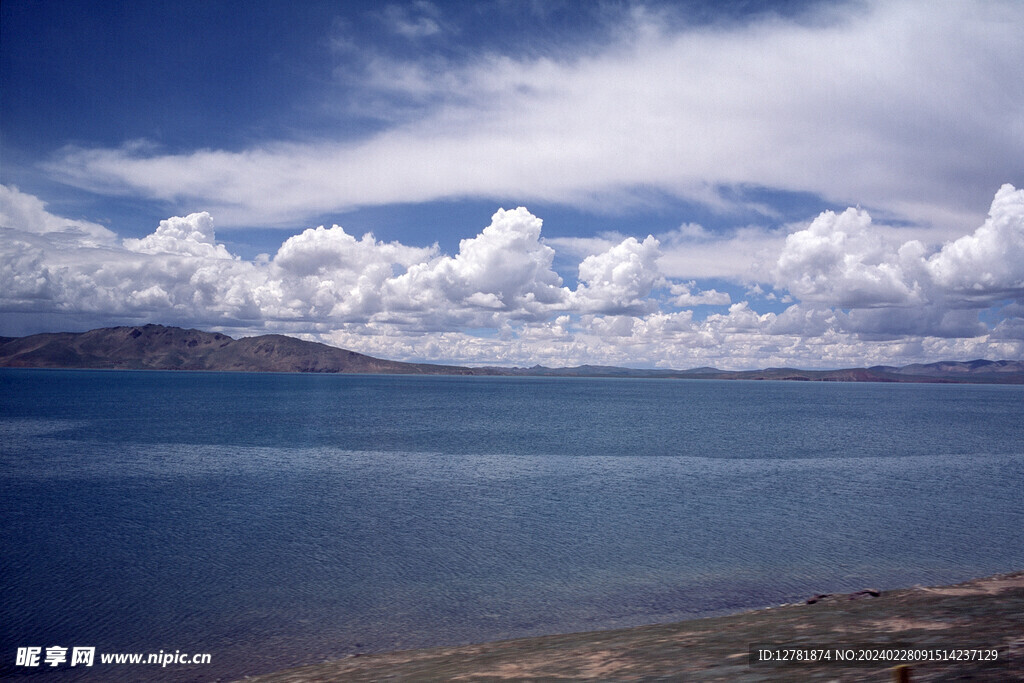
2;369;1023;680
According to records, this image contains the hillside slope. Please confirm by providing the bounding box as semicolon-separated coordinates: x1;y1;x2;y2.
0;324;484;375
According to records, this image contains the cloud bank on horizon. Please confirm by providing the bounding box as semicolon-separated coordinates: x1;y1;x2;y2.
1;0;1022;368
2;183;1022;368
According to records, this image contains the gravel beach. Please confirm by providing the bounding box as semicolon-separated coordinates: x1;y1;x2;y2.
240;571;1024;682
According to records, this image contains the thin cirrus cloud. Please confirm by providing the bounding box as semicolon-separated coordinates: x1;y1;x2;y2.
2;183;1022;368
44;1;1024;234
379;2;443;39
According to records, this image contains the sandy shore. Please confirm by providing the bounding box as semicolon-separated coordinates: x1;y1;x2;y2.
240;571;1024;682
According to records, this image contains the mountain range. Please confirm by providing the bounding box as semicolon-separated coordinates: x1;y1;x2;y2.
2;324;1022;383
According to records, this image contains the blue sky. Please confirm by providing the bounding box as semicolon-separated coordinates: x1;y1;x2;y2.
1;0;1022;368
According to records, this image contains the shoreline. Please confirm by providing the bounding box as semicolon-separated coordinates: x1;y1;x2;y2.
241;571;1024;682
4;326;1023;384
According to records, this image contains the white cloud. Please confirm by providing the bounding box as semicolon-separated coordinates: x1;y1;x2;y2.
2;184;1022;367
547;223;787;282
274;225;434;277
927;183;1024;297
43;1;1024;235
776;184;1024;312
773;207;922;308
0;185;116;245
769;305;835;337
770;184;1024;339
0;237;60;306
123;213;233;259
573;235;662;314
0;196;574;333
269;224;438;321
668;281;731;307
656;223;787;281
384;207;569;327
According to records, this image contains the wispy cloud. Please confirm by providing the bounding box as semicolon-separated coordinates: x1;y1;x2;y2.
44;1;1024;234
380;2;444;39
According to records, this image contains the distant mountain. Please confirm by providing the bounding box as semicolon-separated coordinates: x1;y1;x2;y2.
888;359;1024;378
1;325;1022;383
674;363;1024;383
496;364;687;378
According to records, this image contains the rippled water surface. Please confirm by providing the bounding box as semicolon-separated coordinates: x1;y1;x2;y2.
2;369;1023;680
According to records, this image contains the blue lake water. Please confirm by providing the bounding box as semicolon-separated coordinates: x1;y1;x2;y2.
2;369;1023;680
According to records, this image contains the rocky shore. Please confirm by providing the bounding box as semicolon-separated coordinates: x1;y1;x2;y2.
239;571;1023;682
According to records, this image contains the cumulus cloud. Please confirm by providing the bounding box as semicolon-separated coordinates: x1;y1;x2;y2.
42;1;1024;234
668;281;731;307
573;235;662;314
771;184;1024;339
123;213;234;259
2;184;1022;367
927;184;1024;297
768;305;835;337
0;195;573;334
385;207;568;326
1;237;60;306
773;207;922;308
274;225;434;277
774;184;1024;311
258;207;572;328
269;224;439;322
